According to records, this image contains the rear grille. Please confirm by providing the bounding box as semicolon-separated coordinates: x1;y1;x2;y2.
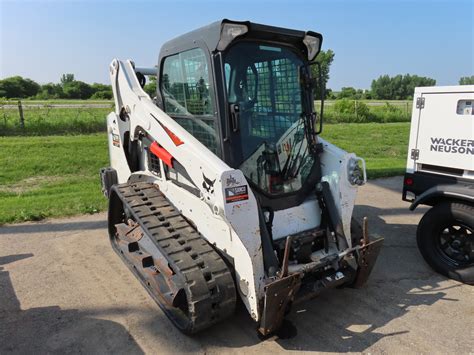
147;148;161;176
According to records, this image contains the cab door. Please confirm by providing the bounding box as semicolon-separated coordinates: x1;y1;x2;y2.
159;47;222;157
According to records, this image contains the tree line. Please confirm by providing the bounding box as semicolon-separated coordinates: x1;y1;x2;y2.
0;73;158;100
1;63;473;101
0;74;114;100
312;50;473;100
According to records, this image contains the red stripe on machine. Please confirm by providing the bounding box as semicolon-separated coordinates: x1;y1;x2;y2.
150;141;173;168
163;126;184;146
158;122;184;146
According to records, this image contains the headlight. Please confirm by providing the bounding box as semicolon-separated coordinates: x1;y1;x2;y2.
303;34;321;61
217;23;248;51
347;157;366;186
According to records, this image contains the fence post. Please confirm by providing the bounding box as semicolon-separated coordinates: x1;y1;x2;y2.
2;106;6;133
406;102;409;120
18;100;25;129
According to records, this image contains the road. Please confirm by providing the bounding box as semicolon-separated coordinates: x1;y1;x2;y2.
1;177;473;354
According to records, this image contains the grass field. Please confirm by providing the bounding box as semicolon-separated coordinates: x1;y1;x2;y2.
0;99;113;105
0;134;108;224
0;122;409;224
321;122;409;178
0;106;110;135
317;100;412;123
0;99;413;136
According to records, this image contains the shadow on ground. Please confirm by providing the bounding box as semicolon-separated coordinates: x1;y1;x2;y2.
0;254;144;354
0;220;106;235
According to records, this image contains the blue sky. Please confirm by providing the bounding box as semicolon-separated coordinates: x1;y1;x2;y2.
1;0;472;90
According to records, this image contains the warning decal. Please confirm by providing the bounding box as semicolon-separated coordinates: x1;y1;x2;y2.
225;185;248;203
112;134;120;147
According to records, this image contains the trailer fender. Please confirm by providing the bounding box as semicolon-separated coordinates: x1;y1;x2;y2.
410;184;474;211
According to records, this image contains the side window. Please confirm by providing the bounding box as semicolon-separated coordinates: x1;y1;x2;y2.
161;48;220;155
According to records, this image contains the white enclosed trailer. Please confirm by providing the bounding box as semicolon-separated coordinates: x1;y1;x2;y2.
403;85;474;284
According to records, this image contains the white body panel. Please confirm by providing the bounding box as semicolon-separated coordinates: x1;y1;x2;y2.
406;85;474;179
320;138;363;246
272;198;321;239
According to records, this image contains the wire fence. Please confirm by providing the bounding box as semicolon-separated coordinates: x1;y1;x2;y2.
1;99;413;136
1;101;113;136
316;100;413;123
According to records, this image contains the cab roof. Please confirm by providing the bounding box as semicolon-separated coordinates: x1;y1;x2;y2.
158;19;322;60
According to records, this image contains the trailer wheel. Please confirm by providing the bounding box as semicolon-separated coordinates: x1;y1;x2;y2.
417;202;474;285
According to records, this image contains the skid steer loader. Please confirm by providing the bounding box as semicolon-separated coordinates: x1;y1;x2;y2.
100;19;383;336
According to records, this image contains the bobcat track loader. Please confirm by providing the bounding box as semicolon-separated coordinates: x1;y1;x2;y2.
101;19;383;336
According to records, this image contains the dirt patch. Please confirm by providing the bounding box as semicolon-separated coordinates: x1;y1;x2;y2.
0;176;65;194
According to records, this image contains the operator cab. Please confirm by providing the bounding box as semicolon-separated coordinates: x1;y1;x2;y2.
155;20;323;210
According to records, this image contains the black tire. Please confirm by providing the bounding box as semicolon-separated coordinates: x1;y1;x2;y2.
417;202;474;285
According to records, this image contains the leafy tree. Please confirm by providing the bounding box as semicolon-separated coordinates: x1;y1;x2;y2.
0;76;40;98
339;87;357;99
364;90;373;99
334;87;370;100
311;49;335;100
60;73;97;99
144;75;157;97
371;74;436;100
91;91;112;100
90;83;113;99
325;88;337;100
36;83;64;99
60;74;75;86
334;98;370;120
370;75;392;100
63;80;94;99
91;83;111;92
459;76;474;85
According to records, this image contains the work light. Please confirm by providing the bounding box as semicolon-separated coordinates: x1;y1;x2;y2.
217;23;248;51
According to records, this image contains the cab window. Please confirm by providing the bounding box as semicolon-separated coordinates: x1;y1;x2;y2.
161;48;220;155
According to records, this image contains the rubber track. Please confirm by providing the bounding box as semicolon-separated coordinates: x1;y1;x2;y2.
113;182;236;333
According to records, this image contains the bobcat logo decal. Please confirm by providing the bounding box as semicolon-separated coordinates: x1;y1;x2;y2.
202;173;215;194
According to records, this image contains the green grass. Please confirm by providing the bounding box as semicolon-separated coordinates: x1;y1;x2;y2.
0;106;110;135
0;99;412;136
0;123;409;224
0;134;108;224
0;99;113;105
321;122;409;178
316;100;413;123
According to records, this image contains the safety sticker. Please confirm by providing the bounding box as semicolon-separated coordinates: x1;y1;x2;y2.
112;134;120;147
225;185;248;203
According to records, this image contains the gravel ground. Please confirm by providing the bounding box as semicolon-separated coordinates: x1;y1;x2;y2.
1;176;473;354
